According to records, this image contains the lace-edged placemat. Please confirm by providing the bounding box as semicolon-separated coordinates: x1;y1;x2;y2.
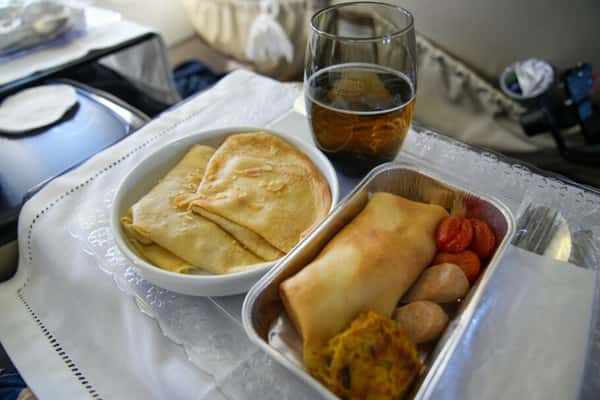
66;113;600;398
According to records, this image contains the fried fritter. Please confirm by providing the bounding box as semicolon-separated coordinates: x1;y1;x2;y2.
310;311;421;400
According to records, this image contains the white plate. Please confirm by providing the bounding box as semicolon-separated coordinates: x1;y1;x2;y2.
111;127;340;296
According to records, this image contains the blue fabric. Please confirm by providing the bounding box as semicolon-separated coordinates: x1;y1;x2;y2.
173;61;225;99
0;369;27;400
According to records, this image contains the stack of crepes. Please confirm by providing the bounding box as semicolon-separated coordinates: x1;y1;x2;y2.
121;132;332;275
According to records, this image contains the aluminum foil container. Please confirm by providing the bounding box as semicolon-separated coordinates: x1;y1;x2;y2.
242;161;516;399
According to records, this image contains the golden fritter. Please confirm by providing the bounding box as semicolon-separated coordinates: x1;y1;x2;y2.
309;311;421;400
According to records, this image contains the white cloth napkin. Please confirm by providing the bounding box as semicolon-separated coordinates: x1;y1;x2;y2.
0;70;301;399
427;246;595;400
0;85;77;134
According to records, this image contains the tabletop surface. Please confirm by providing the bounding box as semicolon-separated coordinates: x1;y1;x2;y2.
0;70;598;400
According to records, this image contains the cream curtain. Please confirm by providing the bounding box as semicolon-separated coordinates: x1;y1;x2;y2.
180;0;328;80
413;34;559;152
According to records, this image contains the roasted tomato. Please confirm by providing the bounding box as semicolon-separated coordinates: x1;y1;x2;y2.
469;218;496;259
433;250;481;283
435;216;473;253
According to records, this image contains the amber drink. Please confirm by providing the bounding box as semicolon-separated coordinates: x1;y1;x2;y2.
307;63;415;176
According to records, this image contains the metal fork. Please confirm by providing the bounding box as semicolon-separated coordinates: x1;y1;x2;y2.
512;203;571;261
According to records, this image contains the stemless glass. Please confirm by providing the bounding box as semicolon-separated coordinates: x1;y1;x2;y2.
305;1;417;177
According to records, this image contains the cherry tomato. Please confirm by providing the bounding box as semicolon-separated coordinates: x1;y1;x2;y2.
433;250;481;283
435;216;473;253
469;218;496;259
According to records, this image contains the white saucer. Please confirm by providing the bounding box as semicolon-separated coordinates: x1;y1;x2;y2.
0;85;77;135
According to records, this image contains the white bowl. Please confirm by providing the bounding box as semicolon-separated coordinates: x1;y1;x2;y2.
111;127;340;296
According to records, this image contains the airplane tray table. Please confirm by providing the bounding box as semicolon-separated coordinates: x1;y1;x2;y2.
0;70;598;400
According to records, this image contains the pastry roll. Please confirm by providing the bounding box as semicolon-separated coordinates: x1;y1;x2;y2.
280;192;448;363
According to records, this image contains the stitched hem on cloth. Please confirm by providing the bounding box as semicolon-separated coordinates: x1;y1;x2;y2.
15;77;294;398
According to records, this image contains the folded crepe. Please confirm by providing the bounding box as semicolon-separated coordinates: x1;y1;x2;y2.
176;132;331;258
279;192;448;367
120;219;197;274
121;144;263;274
